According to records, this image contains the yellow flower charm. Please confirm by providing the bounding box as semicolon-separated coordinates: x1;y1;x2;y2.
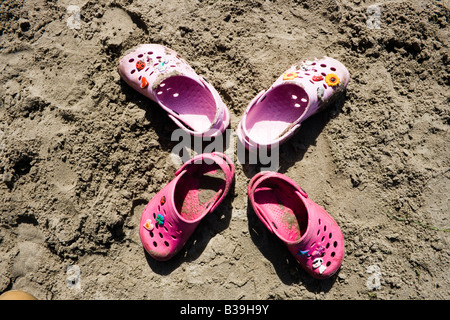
283;72;299;81
325;73;340;87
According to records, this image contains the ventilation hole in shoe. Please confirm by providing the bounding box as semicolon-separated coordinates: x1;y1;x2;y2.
324;225;327;232
129;58;134;63
294;103;301;108
154;63;159;66
164;241;169;247
173;93;179;98
171;235;177;240
138;54;143;58
309;80;314;84
331;252;335;257
291;94;298;100
304;73;310;76
163;209;166;216
131;69;136;74
153;213;156;219
297;76;303;78
153;241;158;247
312;69;317;72
321;72;327;77
311;62;316;65
329;232;333;239
310;242;316;247
164;226;168;232
168;221;173;227
317;230;320;236
323;84;328;89
148;51;153;55
170;65;176;68
156;56;162;59
321;236;325;242
150;231;154;238
326;261;331;267
318;219;321;225
330;67;336;71
150;71;154;76
272;222;278;229
158;205;160;211
157;91;163;95
320;64;327;68
301;98;308;103
145;67;149;72
159;232;163;238
333;241;338;248
138;75;142;81
326;243;330;248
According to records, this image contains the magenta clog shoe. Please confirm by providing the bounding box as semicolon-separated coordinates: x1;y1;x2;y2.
139;152;235;261
248;171;345;279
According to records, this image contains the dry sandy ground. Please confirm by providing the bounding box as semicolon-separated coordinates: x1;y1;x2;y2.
0;0;448;300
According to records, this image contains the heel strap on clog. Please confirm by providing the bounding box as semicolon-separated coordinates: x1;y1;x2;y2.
175;152;234;214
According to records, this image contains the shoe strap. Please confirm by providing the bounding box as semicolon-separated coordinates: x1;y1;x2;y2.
175;152;235;215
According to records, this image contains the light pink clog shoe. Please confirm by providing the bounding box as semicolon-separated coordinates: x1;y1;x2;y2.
139;152;235;261
248;171;344;279
118;44;230;137
237;56;350;151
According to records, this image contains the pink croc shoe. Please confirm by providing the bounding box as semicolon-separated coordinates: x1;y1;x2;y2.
237;56;350;151
139;152;235;261
118;44;230;137
248;171;344;279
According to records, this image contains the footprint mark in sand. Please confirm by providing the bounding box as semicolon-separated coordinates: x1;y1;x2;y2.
51;160;77;193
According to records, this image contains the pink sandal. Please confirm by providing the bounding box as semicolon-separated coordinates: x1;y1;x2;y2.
118;44;230;137
248;171;344;279
237;56;350;151
139;152;235;261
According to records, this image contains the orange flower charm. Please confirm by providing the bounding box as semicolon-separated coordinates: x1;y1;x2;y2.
325;73;340;87
283;72;299;81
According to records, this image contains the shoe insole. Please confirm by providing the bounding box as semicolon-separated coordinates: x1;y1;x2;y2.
253;186;307;242
156;76;216;133
245;83;309;144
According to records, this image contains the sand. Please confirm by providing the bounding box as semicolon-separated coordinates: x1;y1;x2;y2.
0;0;448;300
